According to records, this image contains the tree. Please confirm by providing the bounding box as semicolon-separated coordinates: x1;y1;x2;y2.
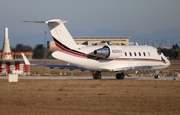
172;44;179;50
33;44;44;59
33;44;53;59
172;44;180;59
12;44;33;52
160;44;180;59
160;48;174;58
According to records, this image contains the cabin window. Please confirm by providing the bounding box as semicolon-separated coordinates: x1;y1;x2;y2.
129;52;132;56
148;52;150;56
139;52;141;56
134;52;136;56
143;52;146;56
125;52;127;56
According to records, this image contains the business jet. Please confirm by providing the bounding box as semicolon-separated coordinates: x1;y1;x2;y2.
23;19;170;79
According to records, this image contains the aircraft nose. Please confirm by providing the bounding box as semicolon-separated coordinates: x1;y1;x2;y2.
164;57;171;68
161;53;170;67
166;59;171;67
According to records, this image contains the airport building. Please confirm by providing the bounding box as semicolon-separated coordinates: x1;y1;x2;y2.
48;37;130;51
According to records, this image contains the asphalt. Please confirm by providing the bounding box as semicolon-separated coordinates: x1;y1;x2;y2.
0;75;179;81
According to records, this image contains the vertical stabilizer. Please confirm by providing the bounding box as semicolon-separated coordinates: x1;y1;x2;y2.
45;19;78;49
2;28;12;59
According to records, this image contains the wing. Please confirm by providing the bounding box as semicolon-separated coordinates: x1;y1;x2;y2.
38;64;88;71
100;65;152;72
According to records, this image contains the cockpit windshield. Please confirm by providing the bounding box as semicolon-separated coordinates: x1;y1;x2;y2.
157;50;161;55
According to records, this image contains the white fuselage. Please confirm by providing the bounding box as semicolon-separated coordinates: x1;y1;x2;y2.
24;19;171;77
52;45;170;72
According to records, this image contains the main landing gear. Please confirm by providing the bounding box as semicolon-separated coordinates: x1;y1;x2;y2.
92;71;125;80
116;72;125;80
92;71;102;79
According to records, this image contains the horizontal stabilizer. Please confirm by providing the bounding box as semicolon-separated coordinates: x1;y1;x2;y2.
22;21;45;23
23;19;68;24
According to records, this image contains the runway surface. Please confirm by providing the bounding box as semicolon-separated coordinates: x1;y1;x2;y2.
0;75;179;80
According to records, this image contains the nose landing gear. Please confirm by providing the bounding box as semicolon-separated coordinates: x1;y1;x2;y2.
154;70;160;79
154;75;160;79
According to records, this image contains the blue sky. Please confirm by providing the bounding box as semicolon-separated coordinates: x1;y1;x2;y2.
0;0;180;48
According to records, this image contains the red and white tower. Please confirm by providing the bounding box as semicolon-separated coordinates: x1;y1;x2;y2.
2;27;12;59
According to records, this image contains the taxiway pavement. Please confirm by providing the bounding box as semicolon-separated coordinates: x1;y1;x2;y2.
0;76;179;80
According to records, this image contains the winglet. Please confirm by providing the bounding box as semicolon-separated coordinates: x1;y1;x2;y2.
21;53;30;65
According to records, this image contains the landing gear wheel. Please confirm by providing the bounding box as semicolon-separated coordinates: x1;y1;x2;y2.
154;70;159;79
116;73;124;80
154;75;159;79
92;71;102;79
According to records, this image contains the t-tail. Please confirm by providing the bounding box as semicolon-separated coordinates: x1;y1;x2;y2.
23;19;79;50
45;19;79;50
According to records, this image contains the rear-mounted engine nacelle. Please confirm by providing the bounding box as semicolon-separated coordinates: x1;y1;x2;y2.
93;46;123;59
94;46;110;58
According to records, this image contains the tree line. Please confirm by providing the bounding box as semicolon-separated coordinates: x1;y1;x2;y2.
10;43;180;60
159;44;180;60
11;44;52;59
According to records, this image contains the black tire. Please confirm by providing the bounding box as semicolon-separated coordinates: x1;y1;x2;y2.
116;73;120;79
154;75;159;79
120;73;124;79
116;73;124;80
93;71;101;79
